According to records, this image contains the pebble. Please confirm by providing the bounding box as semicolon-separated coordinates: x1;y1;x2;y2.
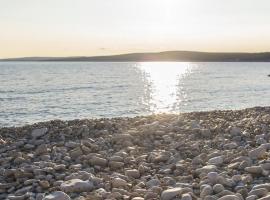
208;156;224;166
218;195;241;200
42;191;70;200
248;146;267;159
245;166;263;174
125;169;140;179
32;128;48;139
60;179;94;193
1;108;270;199
213;184;225;193
248;188;268;197
161;187;182;200
200;185;213;198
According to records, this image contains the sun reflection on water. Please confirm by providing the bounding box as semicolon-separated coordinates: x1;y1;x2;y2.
136;62;194;113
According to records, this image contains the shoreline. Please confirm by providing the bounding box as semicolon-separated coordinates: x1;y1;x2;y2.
2;106;269;129
1;106;270;199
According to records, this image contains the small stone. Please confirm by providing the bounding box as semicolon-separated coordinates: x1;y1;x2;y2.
69;148;83;159
224;142;237;150
35;144;48;155
39;180;50;189
109;161;124;169
200;185;213;198
248;188;268;198
8;194;29;200
146;179;161;188
208;156;224;166
181;193;192;200
42;191;70;200
218;195;241;200
112;178;128;188
246;195;257;200
32;128;48;139
161;187;183;200
213;184;225;193
36;193;45;200
125;169;140;179
245;166;263;174
207;172;219;184
90;156;107;167
196;165;217;175
252;183;270;191
60;179;94;193
258;195;270;200
201;129;211;138
248;146;266;160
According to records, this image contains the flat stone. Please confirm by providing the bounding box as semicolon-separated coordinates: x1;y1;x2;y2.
32;128;48;139
248;146;266;159
224;142;238;150
208;156;224;166
112;178;128;188
196;165;217;174
218;195;241;200
213;184;225;193
181;193;192;200
248;188;268;198
257;195;270;200
200;185;213;198
253;183;270;191
69;147;83;159
146;179;161;188
125;169;140;179
42;191;71;200
90;156;107;166
109;161;124;169
60;179;94;193
161;187;182;200
207;172;219;184
245;166;263;174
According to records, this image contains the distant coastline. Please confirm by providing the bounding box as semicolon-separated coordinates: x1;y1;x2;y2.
1;51;270;62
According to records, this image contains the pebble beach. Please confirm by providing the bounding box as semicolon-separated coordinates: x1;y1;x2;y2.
1;107;270;200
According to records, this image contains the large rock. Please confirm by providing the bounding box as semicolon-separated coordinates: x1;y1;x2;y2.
32;128;48;139
60;179;94;193
161;187;182;200
42;191;70;200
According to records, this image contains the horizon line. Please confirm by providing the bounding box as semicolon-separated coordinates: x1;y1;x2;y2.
2;50;270;60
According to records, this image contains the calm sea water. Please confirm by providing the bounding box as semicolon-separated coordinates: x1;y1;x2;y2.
1;62;270;127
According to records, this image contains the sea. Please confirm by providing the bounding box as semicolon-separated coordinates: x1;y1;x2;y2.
1;62;270;127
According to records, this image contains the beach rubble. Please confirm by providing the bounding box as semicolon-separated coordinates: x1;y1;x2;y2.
1;107;270;199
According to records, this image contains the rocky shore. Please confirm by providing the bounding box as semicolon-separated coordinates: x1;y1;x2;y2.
1;107;270;200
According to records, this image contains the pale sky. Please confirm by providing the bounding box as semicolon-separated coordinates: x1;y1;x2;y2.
0;0;270;58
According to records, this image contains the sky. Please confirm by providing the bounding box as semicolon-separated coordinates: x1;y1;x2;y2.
0;0;270;58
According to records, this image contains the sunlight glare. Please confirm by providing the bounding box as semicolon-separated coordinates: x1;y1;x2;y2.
137;62;193;113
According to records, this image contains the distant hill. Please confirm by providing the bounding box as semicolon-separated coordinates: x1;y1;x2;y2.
1;51;270;62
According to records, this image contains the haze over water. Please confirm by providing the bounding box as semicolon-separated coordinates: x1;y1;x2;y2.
1;62;270;126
